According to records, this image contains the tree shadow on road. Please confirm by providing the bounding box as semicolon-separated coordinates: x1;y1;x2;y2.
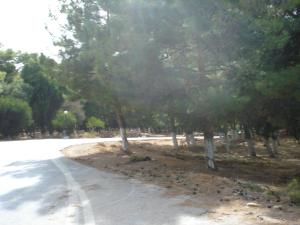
0;159;70;216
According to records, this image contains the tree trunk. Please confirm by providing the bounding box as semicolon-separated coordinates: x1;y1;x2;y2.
172;132;179;150
189;133;196;146
244;126;256;157
224;131;230;152
120;127;129;151
265;138;275;158
204;130;216;170
116;108;129;152
170;115;178;150
271;132;279;154
185;133;191;147
271;138;278;155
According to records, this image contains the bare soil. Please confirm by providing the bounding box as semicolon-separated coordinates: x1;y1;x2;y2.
62;138;300;225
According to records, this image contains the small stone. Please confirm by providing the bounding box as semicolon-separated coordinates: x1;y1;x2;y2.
221;197;230;202
257;215;264;220
247;202;260;207
273;205;283;210
217;190;221;194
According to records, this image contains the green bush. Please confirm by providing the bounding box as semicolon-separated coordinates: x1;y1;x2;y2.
52;111;77;135
0;96;32;137
287;179;300;205
86;116;105;131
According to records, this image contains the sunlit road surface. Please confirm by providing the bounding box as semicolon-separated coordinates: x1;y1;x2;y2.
0;137;248;225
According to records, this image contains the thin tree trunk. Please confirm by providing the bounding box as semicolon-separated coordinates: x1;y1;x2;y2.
204;130;216;170
244;126;256;157
246;138;256;157
271;138;278;154
185;133;191;147
272;132;279;154
265;138;275;158
224;131;230;152
116;108;129;152
170;115;178;150
189;133;196;146
172;132;179;150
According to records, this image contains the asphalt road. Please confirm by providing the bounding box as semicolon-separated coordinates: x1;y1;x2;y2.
0;138;249;225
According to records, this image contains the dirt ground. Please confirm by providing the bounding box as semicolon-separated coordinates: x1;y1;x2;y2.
62;138;300;225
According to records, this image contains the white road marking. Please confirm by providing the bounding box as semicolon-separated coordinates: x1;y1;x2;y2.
52;158;96;225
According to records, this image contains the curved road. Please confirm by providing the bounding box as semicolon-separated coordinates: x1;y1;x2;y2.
0;138;249;225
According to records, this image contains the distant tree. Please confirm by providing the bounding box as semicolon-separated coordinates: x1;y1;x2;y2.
0;96;32;138
52;111;77;135
86;116;105;131
21;62;63;133
0;49;31;101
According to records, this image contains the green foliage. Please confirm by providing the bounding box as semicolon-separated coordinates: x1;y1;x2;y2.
21;62;63;132
86;116;105;130
0;49;31;101
240;181;264;193
287;179;300;205
52;111;77;134
0;96;32;137
55;0;300;143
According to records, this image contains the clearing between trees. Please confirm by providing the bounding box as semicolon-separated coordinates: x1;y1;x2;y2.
63;138;300;225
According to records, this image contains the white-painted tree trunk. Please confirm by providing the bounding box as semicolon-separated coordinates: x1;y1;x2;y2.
271;138;278;154
172;132;179;150
120;127;129;152
246;138;256;157
204;136;216;170
265;138;275;158
185;134;191;148
116;108;129;152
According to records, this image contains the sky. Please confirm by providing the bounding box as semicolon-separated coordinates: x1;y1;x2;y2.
0;0;62;59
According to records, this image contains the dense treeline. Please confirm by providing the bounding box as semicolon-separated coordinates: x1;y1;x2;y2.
54;0;300;169
0;50;107;136
0;51;64;136
0;0;299;170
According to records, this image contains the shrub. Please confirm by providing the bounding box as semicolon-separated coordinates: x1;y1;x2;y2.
52;111;77;135
86;116;105;131
287;179;300;205
0;96;32;137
